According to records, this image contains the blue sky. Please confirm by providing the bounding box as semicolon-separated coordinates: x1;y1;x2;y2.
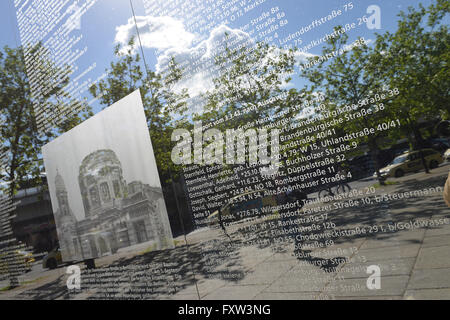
0;0;438;116
1;1;21;48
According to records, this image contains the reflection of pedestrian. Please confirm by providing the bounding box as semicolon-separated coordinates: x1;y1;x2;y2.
444;172;450;207
337;163;351;193
274;178;301;243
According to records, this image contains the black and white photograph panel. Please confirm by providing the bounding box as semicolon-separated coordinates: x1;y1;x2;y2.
42;90;174;262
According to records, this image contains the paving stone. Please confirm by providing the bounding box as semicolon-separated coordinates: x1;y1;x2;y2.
196;278;228;298
237;246;275;269
357;244;421;262
423;224;450;237
407;268;450;290
170;283;199;296
359;231;425;249
202;284;267;300
422;234;450;248
404;288;450;300
254;292;324;300
169;293;201;300
337;258;415;279
264;251;298;262
415;246;450;269
334;295;403;300
323;275;409;297
236;260;297;285
262;265;331;293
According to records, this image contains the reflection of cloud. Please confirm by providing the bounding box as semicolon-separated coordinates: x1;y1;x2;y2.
115;16;254;102
115;15;196;54
158;25;254;98
114;16;314;114
63;1;83;32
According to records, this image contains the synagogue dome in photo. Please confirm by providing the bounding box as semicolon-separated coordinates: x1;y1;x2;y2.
78;149;127;217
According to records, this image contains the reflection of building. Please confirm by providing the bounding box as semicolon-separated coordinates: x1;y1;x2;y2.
54;149;173;262
12;186;57;254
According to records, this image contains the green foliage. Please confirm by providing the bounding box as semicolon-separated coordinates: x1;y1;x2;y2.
0;46;41;195
199;41;299;130
300;0;449;180
0;44;92;196
374;0;450;140
300;30;392;182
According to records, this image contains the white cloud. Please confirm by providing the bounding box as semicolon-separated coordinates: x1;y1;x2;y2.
294;50;316;65
115;15;196;54
115;17;251;114
63;2;83;33
155;24;255;110
114;16;315;115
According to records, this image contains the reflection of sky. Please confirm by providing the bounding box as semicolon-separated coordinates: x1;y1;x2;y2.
1;0;440;117
127;0;438;113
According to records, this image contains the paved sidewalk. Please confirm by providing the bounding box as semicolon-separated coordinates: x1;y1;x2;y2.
1;166;449;300
171;168;450;300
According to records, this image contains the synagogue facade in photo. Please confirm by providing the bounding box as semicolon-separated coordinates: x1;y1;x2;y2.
53;149;174;261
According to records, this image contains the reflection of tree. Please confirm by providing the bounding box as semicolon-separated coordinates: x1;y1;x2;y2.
16;180;449;299
0;43;92;197
198;40;300;134
300;30;392;184
0;41;92;288
373;0;450;158
301;0;450;181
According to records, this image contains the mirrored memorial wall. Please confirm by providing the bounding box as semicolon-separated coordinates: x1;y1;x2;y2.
9;0;450;300
1;2;35;293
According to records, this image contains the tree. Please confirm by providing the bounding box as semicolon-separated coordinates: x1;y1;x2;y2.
0;44;92;197
0;43;92;288
300;30;393;184
374;0;450;150
192;38;305;180
0;45;43;196
200;40;299;131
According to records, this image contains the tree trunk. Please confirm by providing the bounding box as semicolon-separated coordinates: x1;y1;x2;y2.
412;125;430;173
368;138;385;185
